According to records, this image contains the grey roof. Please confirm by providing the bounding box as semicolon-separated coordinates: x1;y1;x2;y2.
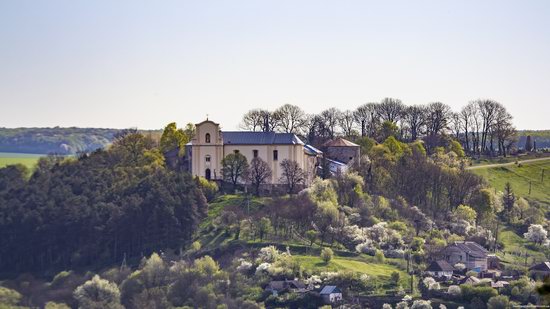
427;260;455;272
448;241;488;258
320;285;341;294
266;280;306;291
221;131;304;145
304;144;323;155
529;262;550;272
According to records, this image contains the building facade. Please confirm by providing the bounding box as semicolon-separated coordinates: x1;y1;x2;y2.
439;241;489;272
187;119;320;186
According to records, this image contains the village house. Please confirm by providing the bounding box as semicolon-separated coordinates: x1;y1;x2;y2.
319;285;343;304
186;119;321;187
264;280;308;296
425;260;454;279
529;261;550;280
438;241;489;272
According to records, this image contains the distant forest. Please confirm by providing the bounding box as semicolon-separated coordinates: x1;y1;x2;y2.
0;126;547;156
0;127;161;154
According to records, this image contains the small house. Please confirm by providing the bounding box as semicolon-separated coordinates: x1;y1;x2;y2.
529;261;550;280
320;285;343;303
439;241;489;272
425;260;454;278
264;280;307;296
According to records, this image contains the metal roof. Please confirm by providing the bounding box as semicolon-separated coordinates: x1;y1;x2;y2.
449;241;488;258
221;131;304;145
320;285;341;294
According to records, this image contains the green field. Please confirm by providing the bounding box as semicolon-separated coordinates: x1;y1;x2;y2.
0;152;43;169
472;159;550;207
294;255;411;290
497;228;547;267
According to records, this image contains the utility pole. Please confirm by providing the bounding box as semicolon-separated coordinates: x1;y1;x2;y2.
529;181;532;195
542;169;545;183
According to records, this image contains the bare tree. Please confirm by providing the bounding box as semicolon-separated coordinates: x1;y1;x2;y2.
425;102;451;138
354;103;378;137
274;104;307;134
240;109;279;132
476;99;500;153
247;157;272;196
377;98;404;123
320;108;342;138
280;159;306;194
493;105;516;156
339;110;357;137
402;105;426;141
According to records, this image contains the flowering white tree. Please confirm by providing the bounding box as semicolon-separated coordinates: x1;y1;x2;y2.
523;224;548;245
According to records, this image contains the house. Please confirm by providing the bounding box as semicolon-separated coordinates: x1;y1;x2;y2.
322;137;361;165
425;260;454;278
319;285;343;303
439;241;489;272
529;261;550;279
187;119;321;187
264;280;308;296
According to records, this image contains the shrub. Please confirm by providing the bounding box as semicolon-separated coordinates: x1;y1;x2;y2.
320;247;334;264
0;286;22;306
375;250;386;263
487;295;510;309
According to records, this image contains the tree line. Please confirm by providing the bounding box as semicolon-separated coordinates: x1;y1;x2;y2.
240;99;516;156
0;130;207;274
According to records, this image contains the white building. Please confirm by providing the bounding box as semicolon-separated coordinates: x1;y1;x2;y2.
187;119;320;187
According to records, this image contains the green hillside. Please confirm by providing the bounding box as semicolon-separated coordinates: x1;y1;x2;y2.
472;158;550;207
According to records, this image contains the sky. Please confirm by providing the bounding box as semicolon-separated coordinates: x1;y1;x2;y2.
1;1;549;130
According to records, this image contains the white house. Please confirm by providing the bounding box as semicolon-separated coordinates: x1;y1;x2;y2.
187;119;320;186
425;260;454;278
319;285;342;303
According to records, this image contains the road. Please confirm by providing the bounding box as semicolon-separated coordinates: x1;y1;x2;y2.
466;156;550;170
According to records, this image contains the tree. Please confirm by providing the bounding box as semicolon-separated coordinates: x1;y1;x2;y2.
378;98;404;123
240;109;279;132
306;230;319;247
402;105;426;141
320;108;342;138
339;110;357;137
454;205;477;224
280;159;306;194
320;247;333;264
74;275;123;309
247;157;272;196
257;217;272;241
523;224;548;245
503;182;515;214
159;122;193;155
487;295;511;309
274;104;307;134
525;135;533;152
0;286;22;307
354;103;378;137
390;271;400;287
221;153;249;190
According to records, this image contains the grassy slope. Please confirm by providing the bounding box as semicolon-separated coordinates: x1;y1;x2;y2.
0;152;42;169
294;255;410;288
197;195;412;292
473;159;550;267
472;159;550;207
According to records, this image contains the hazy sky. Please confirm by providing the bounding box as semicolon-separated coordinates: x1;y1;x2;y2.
1;1;549;130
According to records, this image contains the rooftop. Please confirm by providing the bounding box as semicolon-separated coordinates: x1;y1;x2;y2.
222;131;304;145
426;260;454;272
323;137;359;147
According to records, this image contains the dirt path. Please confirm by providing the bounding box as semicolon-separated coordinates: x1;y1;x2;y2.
466;156;550;170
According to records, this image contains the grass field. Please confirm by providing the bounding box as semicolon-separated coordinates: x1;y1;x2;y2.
294;254;411;290
472;159;550;206
0;152;43;169
497;228;547;267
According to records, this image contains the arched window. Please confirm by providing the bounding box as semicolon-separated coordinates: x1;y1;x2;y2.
205;133;211;143
205;168;211;180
